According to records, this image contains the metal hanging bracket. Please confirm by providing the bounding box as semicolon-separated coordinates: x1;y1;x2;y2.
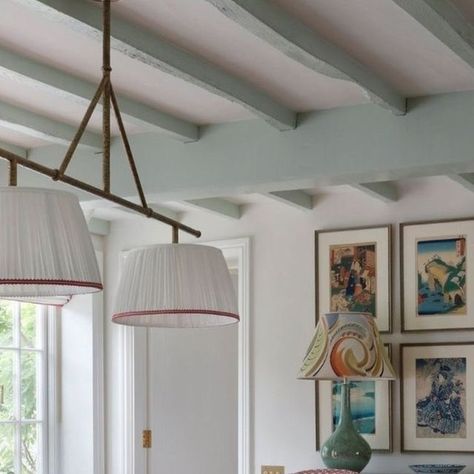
0;0;201;239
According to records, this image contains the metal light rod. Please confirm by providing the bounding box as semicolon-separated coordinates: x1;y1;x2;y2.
0;147;201;238
0;0;202;239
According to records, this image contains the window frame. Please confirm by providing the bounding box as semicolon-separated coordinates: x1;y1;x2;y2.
0;302;59;474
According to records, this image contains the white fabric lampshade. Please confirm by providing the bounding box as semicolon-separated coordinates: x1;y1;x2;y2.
298;312;396;381
112;244;239;328
0;187;102;297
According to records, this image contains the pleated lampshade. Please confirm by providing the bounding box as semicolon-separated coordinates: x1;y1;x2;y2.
112;244;239;328
0;187;102;297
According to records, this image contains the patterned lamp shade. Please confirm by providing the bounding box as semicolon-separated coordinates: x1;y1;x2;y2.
112;244;239;328
298;312;395;380
0;187;102;298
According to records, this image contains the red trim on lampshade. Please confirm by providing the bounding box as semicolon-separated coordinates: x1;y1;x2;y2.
0;279;103;289
112;308;240;321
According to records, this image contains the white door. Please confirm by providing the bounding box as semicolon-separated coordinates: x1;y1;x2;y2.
121;238;250;474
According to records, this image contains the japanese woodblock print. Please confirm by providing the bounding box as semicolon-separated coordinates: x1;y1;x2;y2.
402;219;474;331
316;226;391;333
401;343;474;452
330;243;377;316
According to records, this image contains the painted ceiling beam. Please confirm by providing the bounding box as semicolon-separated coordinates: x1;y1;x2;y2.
0;141;28;158
0;100;101;149
351;182;398;203
0;46;198;142
264;190;313;211
206;0;406;115
87;217;110;236
393;0;474;69
184;199;241;220
18;0;296;131
81;199;181;222
448;173;474;193
26;91;474;203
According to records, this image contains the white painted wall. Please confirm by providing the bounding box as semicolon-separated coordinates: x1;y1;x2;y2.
104;176;474;474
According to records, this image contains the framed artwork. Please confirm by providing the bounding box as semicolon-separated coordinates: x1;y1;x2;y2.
401;218;474;332
315;225;391;333
401;342;474;453
316;344;393;452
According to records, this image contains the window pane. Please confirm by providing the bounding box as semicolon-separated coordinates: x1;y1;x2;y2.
0;301;15;347
0;351;15;421
21;423;39;474
21;353;39;421
20;304;38;350
0;423;15;473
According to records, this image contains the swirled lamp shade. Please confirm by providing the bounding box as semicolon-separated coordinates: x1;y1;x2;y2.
298;312;395;380
112;244;239;328
0;187;102;298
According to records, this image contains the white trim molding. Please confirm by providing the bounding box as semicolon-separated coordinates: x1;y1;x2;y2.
204;237;251;474
93;251;106;474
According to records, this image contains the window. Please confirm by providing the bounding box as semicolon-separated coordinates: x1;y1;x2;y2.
0;301;53;474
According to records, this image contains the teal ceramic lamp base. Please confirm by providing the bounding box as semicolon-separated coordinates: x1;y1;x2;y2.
320;382;371;473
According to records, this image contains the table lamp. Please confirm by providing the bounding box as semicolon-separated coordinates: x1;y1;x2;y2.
298;312;396;473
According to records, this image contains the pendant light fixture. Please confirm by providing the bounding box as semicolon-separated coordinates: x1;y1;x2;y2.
113;244;239;328
0;186;102;298
0;0;238;326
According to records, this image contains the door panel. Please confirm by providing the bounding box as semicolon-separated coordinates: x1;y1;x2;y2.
148;325;238;474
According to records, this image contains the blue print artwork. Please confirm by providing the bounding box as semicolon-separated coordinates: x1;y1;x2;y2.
332;381;376;435
417;237;466;316
416;357;466;438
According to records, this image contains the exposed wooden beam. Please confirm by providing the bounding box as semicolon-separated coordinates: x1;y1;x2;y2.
0;141;27;158
26;92;474;203
393;0;474;68
206;0;406;115
448;173;474;193
81;200;181;222
264;190;313;211
352;182;398;203
148;204;181;222
184;198;241;220
17;0;296;131
0;46;198;142
0;100;101;149
88;217;110;236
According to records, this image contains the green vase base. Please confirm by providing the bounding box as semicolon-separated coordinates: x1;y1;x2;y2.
320;382;372;473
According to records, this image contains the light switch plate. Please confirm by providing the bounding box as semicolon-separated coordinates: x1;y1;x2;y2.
261;466;284;474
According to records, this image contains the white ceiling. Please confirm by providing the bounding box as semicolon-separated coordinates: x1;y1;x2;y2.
1;0;474;222
1;0;474;141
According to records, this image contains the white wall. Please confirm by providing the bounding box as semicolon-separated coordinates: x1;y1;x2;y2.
104;176;474;474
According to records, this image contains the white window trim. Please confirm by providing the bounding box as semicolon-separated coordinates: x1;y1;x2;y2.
0;303;59;474
47;306;60;474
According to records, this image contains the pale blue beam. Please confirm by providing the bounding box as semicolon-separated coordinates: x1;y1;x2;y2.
0;141;28;158
206;0;406;115
351;181;398;203
393;0;474;68
0;100;101;149
18;0;296;131
264;190;314;211
184;199;242;220
448;173;474;193
27;91;474;203
87;217;110;236
0;46;198;142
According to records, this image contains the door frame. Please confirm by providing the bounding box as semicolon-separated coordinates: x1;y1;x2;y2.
119;237;251;474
